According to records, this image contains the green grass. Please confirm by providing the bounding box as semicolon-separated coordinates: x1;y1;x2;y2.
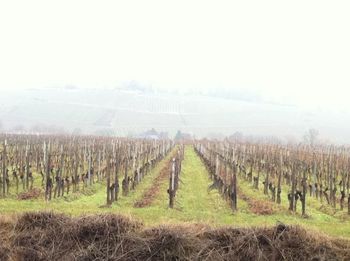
129;145;237;225
1;146;350;239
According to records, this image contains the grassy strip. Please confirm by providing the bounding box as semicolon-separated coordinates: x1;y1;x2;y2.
133;151;175;208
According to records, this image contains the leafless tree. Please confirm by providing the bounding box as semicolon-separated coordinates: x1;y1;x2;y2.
303;128;319;147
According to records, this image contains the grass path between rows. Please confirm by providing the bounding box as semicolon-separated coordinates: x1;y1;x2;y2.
139;144;236;225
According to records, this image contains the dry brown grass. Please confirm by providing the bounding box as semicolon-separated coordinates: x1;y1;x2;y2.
17;188;42;200
0;212;349;261
239;190;275;215
133;164;170;208
0;215;13;261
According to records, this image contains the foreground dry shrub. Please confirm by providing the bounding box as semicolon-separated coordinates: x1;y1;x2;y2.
198;224;350;261
11;212;141;261
0;244;10;261
0;212;349;261
13;212;72;261
71;214;142;260
0;216;13;261
130;226;200;260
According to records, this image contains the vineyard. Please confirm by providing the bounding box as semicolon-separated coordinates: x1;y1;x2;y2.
195;140;350;217
1;135;350;260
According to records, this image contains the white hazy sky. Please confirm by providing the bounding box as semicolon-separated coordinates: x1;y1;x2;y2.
1;0;350;110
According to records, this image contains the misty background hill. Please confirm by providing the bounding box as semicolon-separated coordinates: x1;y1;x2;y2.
1;85;349;144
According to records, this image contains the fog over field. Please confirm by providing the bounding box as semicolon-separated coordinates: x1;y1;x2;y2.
1;85;350;144
2;3;350;259
1;0;350;143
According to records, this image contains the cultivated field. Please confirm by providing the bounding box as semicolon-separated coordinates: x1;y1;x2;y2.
0;135;350;260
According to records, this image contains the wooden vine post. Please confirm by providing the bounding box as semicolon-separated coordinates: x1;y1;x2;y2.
106;152;111;206
88;147;92;186
98;150;101;182
74;150;79;192
302;164;307;216
168;158;176;208
263;160;269;195
114;149;119;202
276;152;282;204
44;142;52;201
122;155;129;196
231;160;237;211
59;144;64;197
289;162;296;212
25;141;30;191
2;140;7;197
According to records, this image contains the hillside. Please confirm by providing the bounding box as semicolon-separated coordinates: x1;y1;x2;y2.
2;87;349;142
